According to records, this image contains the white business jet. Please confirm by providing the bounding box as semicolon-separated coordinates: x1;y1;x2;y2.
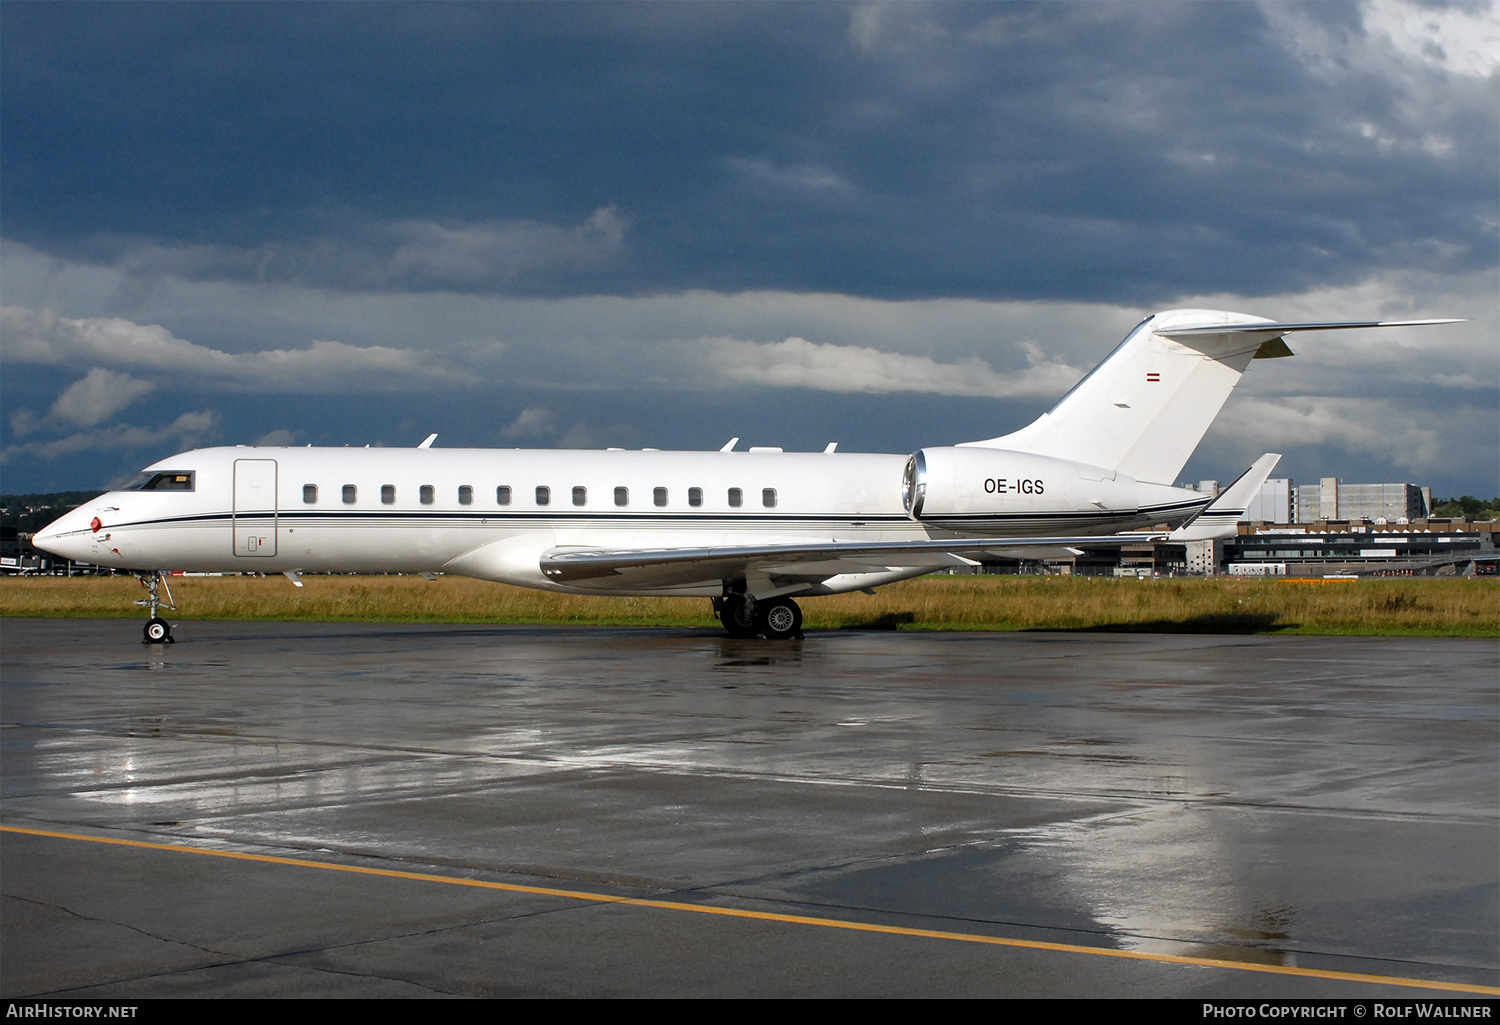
32;309;1457;642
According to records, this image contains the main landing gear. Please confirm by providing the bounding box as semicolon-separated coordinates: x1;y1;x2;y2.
136;571;177;644
714;594;803;641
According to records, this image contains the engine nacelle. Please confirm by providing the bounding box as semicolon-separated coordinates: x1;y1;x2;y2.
903;447;1142;534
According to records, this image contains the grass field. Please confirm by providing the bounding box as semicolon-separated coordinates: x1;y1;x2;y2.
2;573;1496;636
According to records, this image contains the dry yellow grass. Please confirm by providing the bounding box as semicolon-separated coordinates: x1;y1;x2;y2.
2;573;1495;635
811;574;1499;635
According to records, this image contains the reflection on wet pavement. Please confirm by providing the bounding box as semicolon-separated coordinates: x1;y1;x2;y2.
2;620;1495;997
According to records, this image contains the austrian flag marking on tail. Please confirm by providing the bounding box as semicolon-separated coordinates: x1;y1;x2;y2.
1146;373;1160;382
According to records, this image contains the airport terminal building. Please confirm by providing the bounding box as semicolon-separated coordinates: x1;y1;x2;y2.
1000;476;1496;579
1222;477;1493;577
1245;476;1433;525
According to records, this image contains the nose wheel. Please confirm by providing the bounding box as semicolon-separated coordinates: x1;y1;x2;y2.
136;571;177;644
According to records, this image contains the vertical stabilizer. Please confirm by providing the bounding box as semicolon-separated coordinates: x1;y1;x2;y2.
962;311;1459;485
961;310;1275;484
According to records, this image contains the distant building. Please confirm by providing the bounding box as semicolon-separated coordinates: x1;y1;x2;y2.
1185;539;1223;575
1242;477;1429;524
1224;526;1496;577
968;520;1497;578
961;471;1482;578
1295;478;1429;522
1246;478;1293;523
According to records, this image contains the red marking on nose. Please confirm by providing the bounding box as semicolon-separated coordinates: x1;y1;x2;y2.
90;517;102;532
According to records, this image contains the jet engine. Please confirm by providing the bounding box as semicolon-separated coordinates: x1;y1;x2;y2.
903;447;1143;534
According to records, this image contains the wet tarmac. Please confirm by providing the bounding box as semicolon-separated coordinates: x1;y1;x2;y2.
2;618;1496;998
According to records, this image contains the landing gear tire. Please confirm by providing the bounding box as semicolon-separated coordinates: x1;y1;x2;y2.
135;572;178;645
757;598;803;641
719;596;760;638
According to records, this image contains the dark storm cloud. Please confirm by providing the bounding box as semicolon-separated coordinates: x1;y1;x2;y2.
3;1;1493;302
3;2;1495;498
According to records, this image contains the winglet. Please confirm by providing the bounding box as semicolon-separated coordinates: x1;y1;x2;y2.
1168;453;1282;541
418;434;438;449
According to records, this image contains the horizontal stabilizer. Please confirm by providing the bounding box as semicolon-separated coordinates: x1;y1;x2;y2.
1160;318;1462;339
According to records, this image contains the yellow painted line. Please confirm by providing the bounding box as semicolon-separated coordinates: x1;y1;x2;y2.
5;824;1496;996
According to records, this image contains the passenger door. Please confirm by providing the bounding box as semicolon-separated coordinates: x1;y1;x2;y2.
233;459;278;557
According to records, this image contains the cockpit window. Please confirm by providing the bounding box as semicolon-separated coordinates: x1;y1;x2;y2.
124;471;195;492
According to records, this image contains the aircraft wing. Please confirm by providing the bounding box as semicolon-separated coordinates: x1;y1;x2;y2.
539;533;1163;586
540;452;1282;591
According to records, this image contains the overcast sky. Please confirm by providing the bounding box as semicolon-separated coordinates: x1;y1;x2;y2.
2;1;1496;496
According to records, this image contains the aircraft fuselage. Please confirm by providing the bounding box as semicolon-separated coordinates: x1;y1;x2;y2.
35;445;1204;597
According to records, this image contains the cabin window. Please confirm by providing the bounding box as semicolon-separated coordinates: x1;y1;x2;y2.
572;486;587;507
342;485;357;504
728;487;742;508
381;485;396;505
536;486;550;506
497;486;511;506
688;487;702;508
614;486;629;507
458;485;473;506
763;488;777;509
420;485;435;505
653;487;668;507
303;484;318;504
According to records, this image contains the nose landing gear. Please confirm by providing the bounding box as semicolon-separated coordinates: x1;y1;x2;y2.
136;571;177;644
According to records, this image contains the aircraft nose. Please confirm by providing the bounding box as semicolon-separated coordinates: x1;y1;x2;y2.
31;511;94;562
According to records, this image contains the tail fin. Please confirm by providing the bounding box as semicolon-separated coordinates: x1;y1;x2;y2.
1168;453;1282;542
961;310;1459;485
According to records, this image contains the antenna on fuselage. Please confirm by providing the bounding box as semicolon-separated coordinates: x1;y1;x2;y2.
720;437;739;452
418;434;438;449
